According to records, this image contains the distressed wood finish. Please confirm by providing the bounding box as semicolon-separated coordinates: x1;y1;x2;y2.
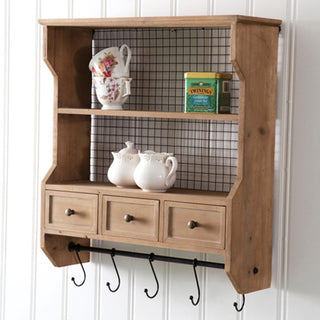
100;196;159;242
225;23;279;293
39;15;281;28
45;190;98;234
40;15;281;294
163;202;226;251
57;108;240;121
41;234;90;267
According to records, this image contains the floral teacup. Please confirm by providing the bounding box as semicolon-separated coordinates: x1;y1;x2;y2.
89;44;131;78
93;76;132;110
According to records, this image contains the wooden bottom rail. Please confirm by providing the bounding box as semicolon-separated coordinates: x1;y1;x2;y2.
68;242;225;269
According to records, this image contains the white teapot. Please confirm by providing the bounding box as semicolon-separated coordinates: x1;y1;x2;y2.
133;151;178;192
107;141;140;188
89;44;131;78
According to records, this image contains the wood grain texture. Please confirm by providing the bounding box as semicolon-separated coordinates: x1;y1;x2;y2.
40;233;90;267
45;190;98;235
100;196;159;241
163;202;226;250
44;27;92;108
57;108;239;121
225;22;279;293
39;15;281;28
45;181;229;206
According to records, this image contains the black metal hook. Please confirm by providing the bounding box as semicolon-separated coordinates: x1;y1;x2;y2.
233;294;245;312
106;249;121;293
144;253;159;299
190;259;200;306
71;247;87;287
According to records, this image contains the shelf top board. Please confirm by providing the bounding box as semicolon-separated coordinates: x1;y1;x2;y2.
58;108;239;121
39;15;282;29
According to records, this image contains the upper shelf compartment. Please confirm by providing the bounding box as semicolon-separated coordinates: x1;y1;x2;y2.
40;16;280;115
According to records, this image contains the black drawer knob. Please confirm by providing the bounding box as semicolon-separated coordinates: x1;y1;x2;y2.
124;214;134;223
187;220;198;229
65;208;75;216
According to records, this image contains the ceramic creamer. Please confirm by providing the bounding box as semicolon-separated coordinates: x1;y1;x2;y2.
107;141;140;188
133;151;178;192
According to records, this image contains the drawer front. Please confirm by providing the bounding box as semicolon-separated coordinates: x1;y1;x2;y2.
164;201;225;250
101;196;159;242
45;191;98;234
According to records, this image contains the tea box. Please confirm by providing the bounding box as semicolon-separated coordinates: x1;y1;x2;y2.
184;72;232;113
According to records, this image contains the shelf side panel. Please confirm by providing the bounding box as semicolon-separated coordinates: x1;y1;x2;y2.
41;233;90;267
49;114;91;183
45;26;92;108
225;23;279;293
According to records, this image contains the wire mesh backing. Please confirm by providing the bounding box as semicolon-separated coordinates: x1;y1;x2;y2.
90;27;239;192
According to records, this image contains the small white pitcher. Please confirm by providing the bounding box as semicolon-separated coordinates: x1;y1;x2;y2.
134;151;178;192
107;141;140;188
89;44;131;78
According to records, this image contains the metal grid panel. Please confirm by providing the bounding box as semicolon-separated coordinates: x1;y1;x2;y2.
90;117;238;192
90;27;239;192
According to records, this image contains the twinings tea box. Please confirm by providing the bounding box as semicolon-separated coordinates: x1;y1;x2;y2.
184;72;232;113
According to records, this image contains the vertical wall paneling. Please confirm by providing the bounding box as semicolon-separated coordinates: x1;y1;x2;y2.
132;247;168;320
98;243;135;319
106;0;136;18
287;0;320;318
136;0;141;17
30;0;41;318
176;0;209;16
277;2;298;319
204;255;235;320
213;0;248;15
40;0;69;18
4;0;38;317
253;0;287;19
141;0;172;17
0;0;9;318
167;250;202;320
73;0;105;18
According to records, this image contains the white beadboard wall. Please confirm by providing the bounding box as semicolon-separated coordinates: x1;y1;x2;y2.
1;0;320;319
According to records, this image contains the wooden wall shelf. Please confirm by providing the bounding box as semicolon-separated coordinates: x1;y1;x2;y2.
40;15;281;295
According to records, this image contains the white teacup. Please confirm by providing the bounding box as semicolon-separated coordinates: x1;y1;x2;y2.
89;44;131;78
93;76;132;110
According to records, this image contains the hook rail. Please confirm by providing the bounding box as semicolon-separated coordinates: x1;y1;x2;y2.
68;242;247;311
68;242;225;270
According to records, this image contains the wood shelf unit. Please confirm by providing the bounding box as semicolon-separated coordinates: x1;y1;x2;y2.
40;15;281;294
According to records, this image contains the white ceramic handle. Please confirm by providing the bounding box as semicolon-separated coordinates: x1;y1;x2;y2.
120;79;131;98
165;156;178;187
120;44;131;75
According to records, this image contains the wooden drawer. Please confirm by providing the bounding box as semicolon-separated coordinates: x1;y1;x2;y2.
101;196;159;242
164;201;225;250
45;191;98;234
